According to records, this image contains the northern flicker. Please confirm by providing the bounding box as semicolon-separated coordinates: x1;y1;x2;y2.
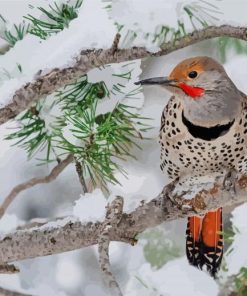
136;56;247;277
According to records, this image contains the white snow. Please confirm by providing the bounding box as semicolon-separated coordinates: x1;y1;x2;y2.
0;0;116;107
110;0;186;32
109;0;221;50
55;256;83;290
0;78;26;107
88;59;144;115
38;216;77;231
73;189;107;222
225;55;247;94
0;213;23;236
173;174;222;200
217;0;247;26
0;0;51;24
126;257;219;296
224;203;247;276
30;0;116;71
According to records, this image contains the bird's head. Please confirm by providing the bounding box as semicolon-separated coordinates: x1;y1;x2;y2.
136;56;242;127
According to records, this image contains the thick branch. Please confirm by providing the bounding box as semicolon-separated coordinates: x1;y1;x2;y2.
0;174;247;264
0;154;73;218
0;25;247;125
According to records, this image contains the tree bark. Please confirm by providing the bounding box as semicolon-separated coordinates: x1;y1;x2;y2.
0;25;247;125
0;175;246;264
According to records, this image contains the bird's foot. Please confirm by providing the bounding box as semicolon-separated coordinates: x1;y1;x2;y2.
162;178;194;213
162;178;179;205
222;169;238;199
181;204;193;212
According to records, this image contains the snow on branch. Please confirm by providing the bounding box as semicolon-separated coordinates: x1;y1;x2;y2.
0;25;247;125
0;172;247;265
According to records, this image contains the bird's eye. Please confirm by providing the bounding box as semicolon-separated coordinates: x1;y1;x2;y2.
188;71;198;79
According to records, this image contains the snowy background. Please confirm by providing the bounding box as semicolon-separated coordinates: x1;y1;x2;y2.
0;0;247;295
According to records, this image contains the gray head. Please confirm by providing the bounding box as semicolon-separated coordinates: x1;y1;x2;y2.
136;56;242;127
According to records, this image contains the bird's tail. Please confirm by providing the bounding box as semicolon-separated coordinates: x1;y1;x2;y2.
186;208;223;277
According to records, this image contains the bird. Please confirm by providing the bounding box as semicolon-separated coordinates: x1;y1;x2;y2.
135;56;247;277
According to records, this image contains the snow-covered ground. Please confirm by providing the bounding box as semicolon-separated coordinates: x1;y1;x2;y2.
0;0;247;295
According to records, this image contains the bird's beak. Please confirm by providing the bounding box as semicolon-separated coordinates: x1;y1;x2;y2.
134;77;176;86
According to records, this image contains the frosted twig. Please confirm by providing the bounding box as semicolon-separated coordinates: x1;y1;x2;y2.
111;33;121;54
75;160;88;194
98;196;124;296
1;25;247;125
0;154;73;218
0;263;19;274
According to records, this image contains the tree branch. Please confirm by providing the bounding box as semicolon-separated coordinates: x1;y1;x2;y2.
98;197;124;296
74;160;88;194
0;263;19;274
0;174;247;264
0;25;247;125
110;33;121;55
0;154;73;218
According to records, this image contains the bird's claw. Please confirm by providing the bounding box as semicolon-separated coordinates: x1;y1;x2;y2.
222;170;237;199
181;204;193;212
162;177;179;205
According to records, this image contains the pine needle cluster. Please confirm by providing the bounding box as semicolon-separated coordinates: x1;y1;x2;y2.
2;0;147;189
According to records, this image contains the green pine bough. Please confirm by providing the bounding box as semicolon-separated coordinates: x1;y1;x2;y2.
6;72;149;189
25;0;83;39
0;0;83;46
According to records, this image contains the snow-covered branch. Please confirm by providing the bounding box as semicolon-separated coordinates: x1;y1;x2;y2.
0;173;247;265
0;25;247;125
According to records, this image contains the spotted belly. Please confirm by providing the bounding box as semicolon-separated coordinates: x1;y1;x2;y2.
159;98;247;181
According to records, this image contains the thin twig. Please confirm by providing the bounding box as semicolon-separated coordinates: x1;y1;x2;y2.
0;154;73;218
0;264;19;274
98;197;124;296
75;160;88;194
111;33;121;54
218;275;237;296
0;44;11;55
0;25;247;125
